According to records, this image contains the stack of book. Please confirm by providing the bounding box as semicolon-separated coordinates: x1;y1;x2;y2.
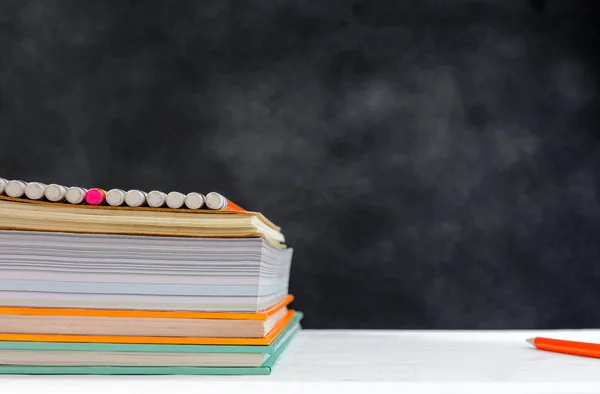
0;178;301;375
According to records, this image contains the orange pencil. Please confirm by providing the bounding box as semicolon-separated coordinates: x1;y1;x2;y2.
205;192;246;212
527;337;600;359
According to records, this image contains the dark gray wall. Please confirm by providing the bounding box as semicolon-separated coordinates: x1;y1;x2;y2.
1;0;599;328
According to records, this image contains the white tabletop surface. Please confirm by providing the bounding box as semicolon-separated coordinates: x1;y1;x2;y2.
2;329;600;394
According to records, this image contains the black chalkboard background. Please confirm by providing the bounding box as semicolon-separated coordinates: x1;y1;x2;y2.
0;0;599;329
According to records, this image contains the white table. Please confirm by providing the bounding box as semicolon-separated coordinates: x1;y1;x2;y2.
2;329;600;394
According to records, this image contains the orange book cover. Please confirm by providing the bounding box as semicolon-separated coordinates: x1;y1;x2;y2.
0;310;296;345
0;295;293;321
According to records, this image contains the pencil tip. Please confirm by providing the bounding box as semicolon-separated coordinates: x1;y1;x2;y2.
526;338;535;346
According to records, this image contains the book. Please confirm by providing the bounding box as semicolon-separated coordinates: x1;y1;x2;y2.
0;197;285;248
0;296;294;338
0;309;297;345
0;230;292;312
